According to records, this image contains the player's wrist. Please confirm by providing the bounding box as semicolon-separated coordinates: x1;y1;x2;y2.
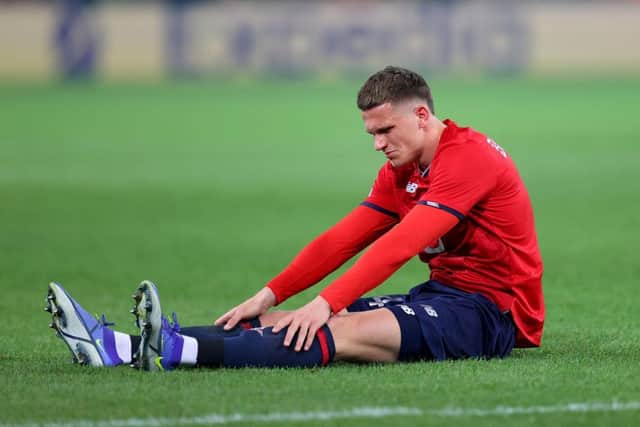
318;290;342;315
313;295;332;314
257;286;277;310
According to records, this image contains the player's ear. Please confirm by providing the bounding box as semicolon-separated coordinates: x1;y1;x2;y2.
414;105;430;127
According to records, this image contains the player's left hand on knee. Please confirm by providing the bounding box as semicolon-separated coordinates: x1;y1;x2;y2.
273;296;331;352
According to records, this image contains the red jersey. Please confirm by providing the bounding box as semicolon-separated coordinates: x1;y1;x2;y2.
362;120;544;347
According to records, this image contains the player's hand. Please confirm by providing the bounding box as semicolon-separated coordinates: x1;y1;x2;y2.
214;287;276;330
272;296;331;352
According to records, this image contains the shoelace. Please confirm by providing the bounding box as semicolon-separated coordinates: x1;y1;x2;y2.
98;314;115;327
160;314;181;336
170;312;181;333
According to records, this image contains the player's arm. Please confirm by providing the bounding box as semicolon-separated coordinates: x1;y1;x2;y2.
273;139;507;350
266;204;398;304
214;204;397;329
319;204;459;313
273;204;459;350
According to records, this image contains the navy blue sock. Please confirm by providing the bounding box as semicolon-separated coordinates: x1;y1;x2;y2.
129;317;262;362
180;317;261;340
130;335;141;361
195;325;336;368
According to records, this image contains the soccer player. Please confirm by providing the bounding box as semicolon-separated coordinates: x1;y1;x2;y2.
46;66;544;370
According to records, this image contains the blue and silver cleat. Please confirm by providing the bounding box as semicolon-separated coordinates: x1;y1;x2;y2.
132;280;184;371
46;282;123;367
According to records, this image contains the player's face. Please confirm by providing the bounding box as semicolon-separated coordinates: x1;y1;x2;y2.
362;102;427;167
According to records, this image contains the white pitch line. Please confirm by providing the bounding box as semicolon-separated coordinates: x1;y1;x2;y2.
3;401;640;427
2;407;421;427
431;400;640;417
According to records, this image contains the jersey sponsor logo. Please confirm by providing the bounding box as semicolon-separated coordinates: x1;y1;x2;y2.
421;304;438;318
486;138;508;158
405;182;418;193
424;238;445;254
400;305;415;316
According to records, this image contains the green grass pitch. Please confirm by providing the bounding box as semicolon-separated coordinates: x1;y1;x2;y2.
1;77;639;426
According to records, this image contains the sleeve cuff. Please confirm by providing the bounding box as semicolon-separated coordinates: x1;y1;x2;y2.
265;283;284;306
319;290;346;315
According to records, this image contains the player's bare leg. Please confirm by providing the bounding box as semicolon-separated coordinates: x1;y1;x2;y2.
259;308;400;362
327;309;401;362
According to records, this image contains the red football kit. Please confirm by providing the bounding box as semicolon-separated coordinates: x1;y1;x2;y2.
267;120;544;348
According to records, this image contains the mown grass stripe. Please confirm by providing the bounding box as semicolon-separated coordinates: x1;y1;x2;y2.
4;401;640;427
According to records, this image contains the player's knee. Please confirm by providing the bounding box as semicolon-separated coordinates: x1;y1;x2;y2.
326;314;351;338
325;315;366;361
326;312;366;340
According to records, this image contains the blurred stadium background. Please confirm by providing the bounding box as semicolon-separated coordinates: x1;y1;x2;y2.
1;0;639;80
2;1;640;426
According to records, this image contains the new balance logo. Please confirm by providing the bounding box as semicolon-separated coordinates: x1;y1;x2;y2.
405;182;418;193
422;305;438;318
400;305;415;316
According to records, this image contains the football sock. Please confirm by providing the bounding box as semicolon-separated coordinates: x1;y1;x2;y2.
194;325;335;368
242;317;262;330
126;317;262;362
180;316;261;340
113;331;133;364
179;335;198;365
130;335;141;361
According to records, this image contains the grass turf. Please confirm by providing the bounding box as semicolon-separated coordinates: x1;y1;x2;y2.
1;77;639;426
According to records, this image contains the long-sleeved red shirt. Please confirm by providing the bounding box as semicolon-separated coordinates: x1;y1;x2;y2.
268;120;544;347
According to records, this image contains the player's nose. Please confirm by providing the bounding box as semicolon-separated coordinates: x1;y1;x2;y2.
374;135;387;151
